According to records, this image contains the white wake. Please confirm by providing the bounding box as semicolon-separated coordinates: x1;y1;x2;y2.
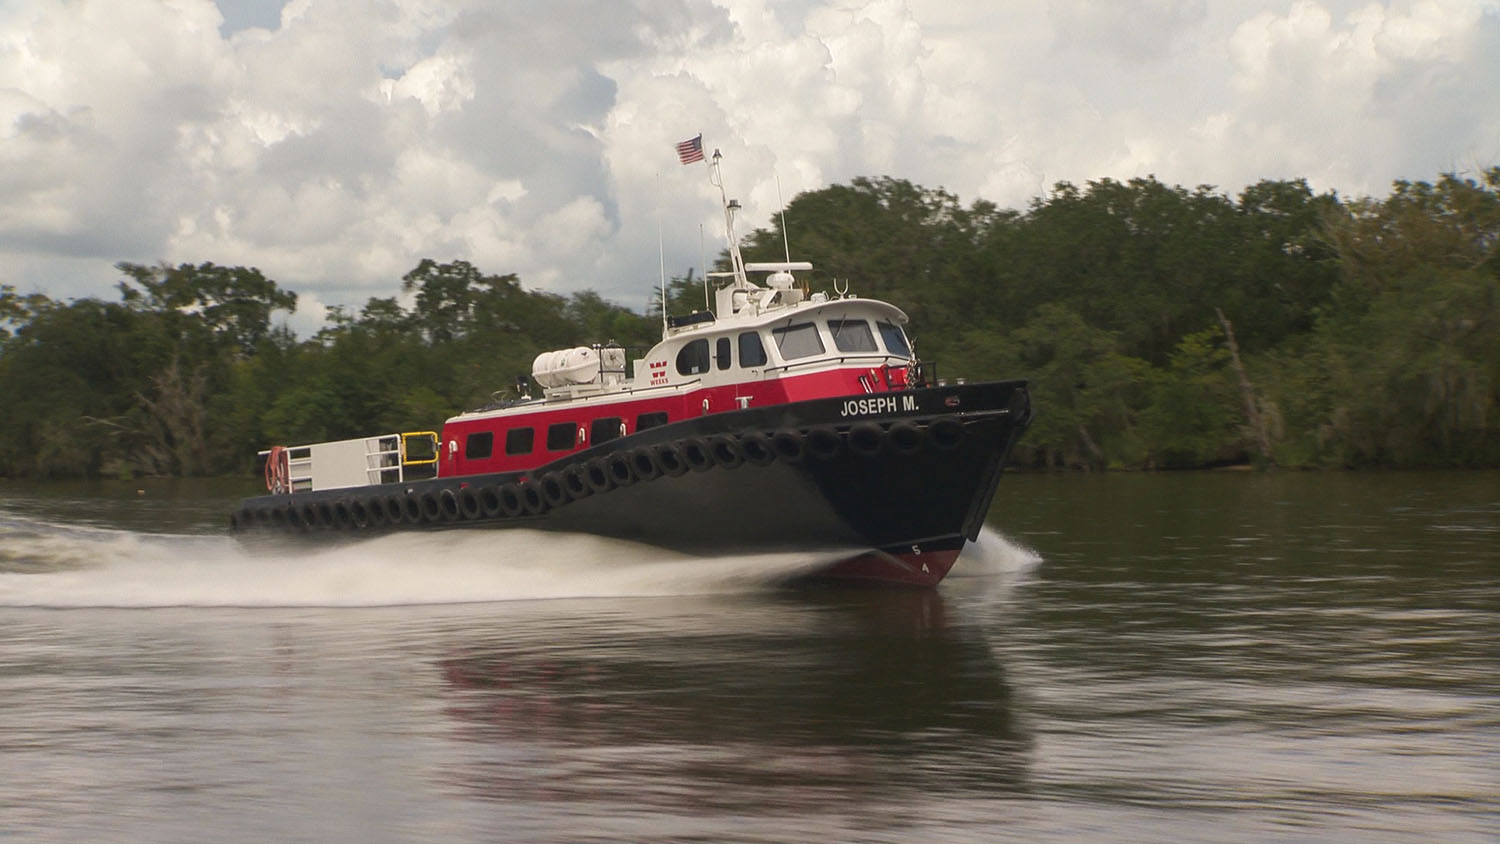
0;511;1040;608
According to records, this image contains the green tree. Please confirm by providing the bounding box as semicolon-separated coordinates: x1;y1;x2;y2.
401;259;489;344
991;304;1153;469
1263;168;1500;466
5;165;1499;478
1139;328;1240;468
116;262;297;355
0;284;26;339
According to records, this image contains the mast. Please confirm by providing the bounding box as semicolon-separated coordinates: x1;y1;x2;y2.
708;149;749;289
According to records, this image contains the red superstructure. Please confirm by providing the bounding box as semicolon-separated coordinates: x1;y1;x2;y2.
436;295;919;479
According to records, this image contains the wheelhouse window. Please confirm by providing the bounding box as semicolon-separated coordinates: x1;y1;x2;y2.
771;323;824;360
504;428;534;455
676;339;710;376
828;318;878;353
546;422;576;451
738;331;767;367
715;337;732;370
636;411;669;431
464;431;494;460
591;416;623;445
877;321;911;357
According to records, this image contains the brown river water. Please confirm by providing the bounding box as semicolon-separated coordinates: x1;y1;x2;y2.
1;471;1496;842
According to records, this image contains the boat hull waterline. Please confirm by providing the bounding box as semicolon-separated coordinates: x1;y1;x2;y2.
232;380;1032;587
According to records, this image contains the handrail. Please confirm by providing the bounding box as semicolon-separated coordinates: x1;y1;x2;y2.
762;353;913;376
400;431;440;466
759;356;938;387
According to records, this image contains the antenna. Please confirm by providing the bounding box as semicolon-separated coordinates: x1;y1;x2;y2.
699;223;709;312
657;170;668;338
776;173;791;263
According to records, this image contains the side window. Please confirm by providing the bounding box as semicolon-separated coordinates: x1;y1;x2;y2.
504;428;534;455
828;319;878;352
738;331;766;367
715;337;732;370
675;339;710;376
546;422;576;451
878;321;911;357
465;431;494;460
636;411;669;431
771;323;824;360
591;416;622;445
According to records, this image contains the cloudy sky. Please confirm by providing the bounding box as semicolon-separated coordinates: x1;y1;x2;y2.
3;0;1498;334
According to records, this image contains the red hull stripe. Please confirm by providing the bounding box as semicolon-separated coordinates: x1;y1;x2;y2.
440;365;900;477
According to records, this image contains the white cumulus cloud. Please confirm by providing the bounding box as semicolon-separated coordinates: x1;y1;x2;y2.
1;0;1496;324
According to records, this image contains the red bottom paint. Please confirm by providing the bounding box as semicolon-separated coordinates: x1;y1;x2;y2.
817;545;963;588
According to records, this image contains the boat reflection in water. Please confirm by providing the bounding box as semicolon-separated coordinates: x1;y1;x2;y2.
433;588;1030;815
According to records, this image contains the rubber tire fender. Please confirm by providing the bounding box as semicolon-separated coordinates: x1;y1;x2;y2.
653;441;689;477
540;473;570;508
739;431;776;466
519;481;548;515
458;486;483;519
709;435;745;469
402;491;424;523
467;484;498;519
347;497;371;529
584;460;613;494
438;488;462;521
888;421;924;456
847;422;885;458
562;464;592;499
419;490;443;523
364;496;387;527
383;494;407;524
928;416;965;450
498;483;525;518
805;427;842;461
606;451;637;487
680;437;714;472
770;429;805;464
630;447;662;482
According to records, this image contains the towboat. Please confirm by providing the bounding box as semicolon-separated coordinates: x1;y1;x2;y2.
230;151;1032;586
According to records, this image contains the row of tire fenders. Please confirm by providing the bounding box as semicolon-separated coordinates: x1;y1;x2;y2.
232;417;967;533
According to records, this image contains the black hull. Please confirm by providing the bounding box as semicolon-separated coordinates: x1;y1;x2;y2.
232;380;1031;575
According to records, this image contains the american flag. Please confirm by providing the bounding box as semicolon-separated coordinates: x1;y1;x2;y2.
675;134;705;165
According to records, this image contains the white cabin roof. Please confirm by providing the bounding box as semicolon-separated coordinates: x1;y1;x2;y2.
668;295;908;337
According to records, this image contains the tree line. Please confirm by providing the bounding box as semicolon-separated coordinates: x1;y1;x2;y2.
1;167;1496;478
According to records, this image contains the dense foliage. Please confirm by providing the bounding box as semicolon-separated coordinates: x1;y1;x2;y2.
2;168;1496;478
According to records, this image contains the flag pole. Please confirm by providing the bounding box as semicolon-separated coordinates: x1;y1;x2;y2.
672;133;713;312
